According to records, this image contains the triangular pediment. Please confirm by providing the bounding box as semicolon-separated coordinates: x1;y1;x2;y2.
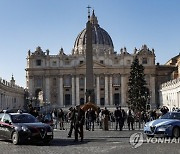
76;61;107;68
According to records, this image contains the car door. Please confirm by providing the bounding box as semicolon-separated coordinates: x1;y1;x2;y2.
0;113;5;138
2;114;14;139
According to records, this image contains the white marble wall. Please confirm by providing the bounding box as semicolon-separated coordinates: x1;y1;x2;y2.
159;78;180;110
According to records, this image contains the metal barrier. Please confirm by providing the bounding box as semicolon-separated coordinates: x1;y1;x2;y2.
53;120;145;130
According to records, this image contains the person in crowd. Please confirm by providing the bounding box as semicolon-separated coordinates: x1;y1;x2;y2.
114;106;123;131
58;108;65;130
150;109;157;121
160;106;169;115
73;105;85;142
141;111;148;123
102;107;110;131
51;108;58;129
121;109;127;128
98;109;103;129
85;109;90;130
32;108;39;118
37;113;43;122
127;107;134;130
88;108;96;131
28;104;34;115
67;107;75;138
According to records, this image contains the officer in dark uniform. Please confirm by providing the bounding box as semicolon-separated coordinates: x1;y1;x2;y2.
73;105;85;142
114;106;122;130
67;107;75;138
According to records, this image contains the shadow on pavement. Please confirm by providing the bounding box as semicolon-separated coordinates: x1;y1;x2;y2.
50;138;107;146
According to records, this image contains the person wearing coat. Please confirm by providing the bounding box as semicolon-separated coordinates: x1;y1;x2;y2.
73;105;85;142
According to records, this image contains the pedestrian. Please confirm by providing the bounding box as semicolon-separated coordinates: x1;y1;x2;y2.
127;107;134;130
88;108;96;131
150;109;157;120
73;105;85;142
32;108;39;118
58;108;65;130
121;109;127;129
52;108;58;129
98;109;103;129
114;106;123;131
67;107;75;138
160;106;169;116
102;107;110;131
85;109;90;130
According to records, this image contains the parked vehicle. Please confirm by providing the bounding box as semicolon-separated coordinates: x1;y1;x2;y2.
0;110;53;145
144;112;180;138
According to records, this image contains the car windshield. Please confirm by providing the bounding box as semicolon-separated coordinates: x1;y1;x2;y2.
11;114;39;123
161;112;180;120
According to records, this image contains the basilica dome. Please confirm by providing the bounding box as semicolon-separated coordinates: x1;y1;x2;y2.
73;11;114;55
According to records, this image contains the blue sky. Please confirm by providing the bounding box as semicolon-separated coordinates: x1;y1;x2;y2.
0;0;180;87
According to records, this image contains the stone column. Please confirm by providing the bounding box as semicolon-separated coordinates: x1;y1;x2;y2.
84;77;86;103
72;75;75;106
150;75;156;108
105;75;109;106
109;75;113;106
121;75;126;106
29;77;33;95
76;76;79;105
59;76;64;107
45;77;50;103
96;75;100;106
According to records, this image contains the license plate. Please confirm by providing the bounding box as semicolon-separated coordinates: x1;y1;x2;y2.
47;132;53;135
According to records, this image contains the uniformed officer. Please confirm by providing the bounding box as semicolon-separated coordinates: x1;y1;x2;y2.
73;105;85;142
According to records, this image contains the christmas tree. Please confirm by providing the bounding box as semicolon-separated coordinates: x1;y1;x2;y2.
127;56;150;112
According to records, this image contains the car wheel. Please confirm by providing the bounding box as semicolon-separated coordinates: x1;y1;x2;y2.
146;135;154;138
172;127;180;138
12;132;20;145
43;140;51;145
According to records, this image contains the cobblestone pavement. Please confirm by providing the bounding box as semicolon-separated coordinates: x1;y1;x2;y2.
0;126;179;154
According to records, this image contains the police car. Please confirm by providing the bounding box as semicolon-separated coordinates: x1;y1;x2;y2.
144;112;180;138
0;110;53;145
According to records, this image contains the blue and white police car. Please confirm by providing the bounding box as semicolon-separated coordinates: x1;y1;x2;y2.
144;112;180;138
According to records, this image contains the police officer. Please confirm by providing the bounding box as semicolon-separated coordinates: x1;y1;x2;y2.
114;106;122;130
73;105;85;142
67;107;75;138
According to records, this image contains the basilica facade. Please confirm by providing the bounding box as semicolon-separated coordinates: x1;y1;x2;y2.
25;11;176;109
